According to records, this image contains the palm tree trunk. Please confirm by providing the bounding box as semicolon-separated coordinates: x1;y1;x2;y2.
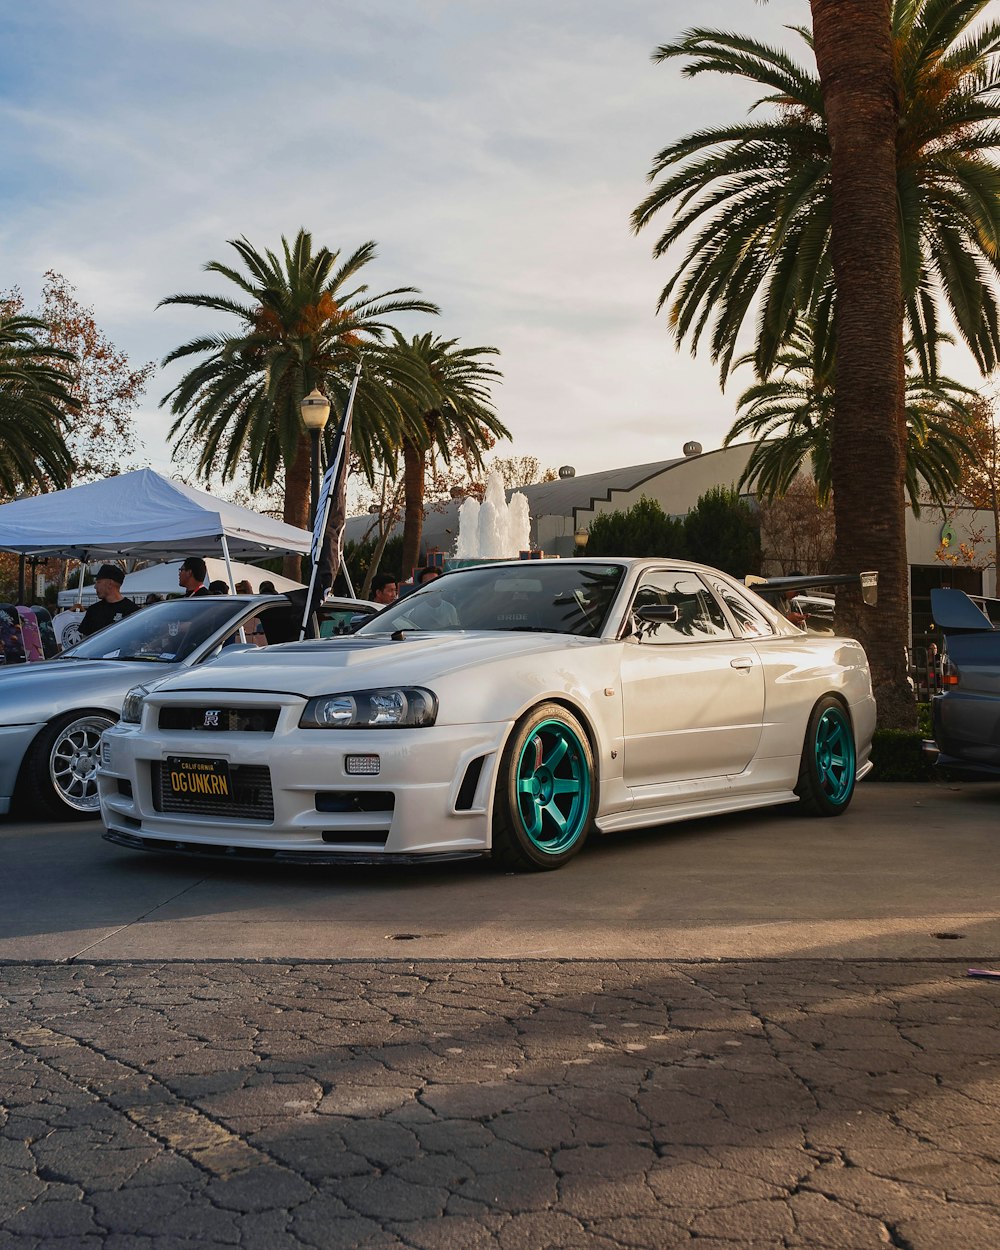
283;432;311;581
400;438;426;581
812;0;914;729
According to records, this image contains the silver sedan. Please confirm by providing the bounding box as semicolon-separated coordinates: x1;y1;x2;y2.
0;593;374;820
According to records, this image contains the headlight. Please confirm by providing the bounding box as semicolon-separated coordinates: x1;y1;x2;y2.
299;687;438;729
120;678;176;725
120;684;152;725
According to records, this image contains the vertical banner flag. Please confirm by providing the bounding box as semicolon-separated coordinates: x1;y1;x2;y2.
300;361;362;639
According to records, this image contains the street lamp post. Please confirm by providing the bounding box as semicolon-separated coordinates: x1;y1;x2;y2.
300;388;332;528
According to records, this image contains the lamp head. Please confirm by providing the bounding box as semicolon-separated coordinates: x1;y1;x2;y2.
300;388;331;431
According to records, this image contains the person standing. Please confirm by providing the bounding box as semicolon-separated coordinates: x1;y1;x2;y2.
178;557;210;597
371;573;399;606
78;565;139;638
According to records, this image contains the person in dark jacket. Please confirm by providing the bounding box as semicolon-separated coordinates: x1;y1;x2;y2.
79;565;139;637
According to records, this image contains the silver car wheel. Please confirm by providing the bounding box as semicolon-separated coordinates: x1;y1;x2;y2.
48;714;114;813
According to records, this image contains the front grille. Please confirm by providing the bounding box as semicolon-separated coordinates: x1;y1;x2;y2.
157;707;280;733
151;762;274;821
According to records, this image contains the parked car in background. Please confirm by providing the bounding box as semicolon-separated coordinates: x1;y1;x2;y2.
929;587;1000;777
99;558;876;873
0;593;376;820
746;573;877;636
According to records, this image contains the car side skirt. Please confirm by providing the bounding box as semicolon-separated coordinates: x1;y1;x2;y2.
596;788;800;833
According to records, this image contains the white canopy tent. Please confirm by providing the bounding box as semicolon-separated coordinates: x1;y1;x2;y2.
0;469;311;561
55;560;304;608
0;469;312;601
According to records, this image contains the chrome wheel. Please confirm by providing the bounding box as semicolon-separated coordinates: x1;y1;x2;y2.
48;714;114;813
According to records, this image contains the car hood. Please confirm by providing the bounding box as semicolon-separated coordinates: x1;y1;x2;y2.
147;632;596;698
0;656;172;690
0;655;178;723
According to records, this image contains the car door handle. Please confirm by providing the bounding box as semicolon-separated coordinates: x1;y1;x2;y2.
730;657;755;670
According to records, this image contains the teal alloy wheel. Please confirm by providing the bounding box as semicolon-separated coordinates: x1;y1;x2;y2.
515;719;592;853
492;702;596;871
814;705;855;804
796;696;857;816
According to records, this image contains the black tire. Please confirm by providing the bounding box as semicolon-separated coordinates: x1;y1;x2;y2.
491;703;596;872
22;709;117;820
795;696;856;817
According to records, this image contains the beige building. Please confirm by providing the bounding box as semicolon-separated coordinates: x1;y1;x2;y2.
348;441;996;643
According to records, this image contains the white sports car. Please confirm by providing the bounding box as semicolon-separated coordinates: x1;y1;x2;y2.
98;558;876;871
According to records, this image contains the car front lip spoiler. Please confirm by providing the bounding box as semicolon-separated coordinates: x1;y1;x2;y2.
102;827;484;867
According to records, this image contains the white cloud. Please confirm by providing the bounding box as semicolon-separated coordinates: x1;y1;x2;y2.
1;0;982;487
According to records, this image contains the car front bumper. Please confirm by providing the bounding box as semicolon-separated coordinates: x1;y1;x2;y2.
97;718;511;860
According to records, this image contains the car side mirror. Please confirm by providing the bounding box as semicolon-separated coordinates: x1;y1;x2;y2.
630;603;680;642
633;604;679;625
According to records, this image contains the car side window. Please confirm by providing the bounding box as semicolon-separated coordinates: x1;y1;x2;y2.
631;571;732;643
708;578;775;638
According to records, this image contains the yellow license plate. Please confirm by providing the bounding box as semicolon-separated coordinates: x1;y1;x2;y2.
165;756;232;800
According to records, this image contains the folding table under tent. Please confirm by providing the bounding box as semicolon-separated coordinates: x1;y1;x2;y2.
0;468;312;597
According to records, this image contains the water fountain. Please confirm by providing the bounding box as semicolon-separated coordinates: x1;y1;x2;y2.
452;471;532;561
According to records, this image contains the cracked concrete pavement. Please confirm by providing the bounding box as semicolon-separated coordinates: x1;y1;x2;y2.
4;960;1000;1249
3;781;1000;1247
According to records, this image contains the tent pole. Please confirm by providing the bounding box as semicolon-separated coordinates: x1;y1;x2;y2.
76;557;87;605
340;559;356;599
219;535;246;643
219;534;237;590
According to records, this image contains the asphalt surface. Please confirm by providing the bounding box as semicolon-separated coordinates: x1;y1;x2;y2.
4;781;1000;963
3;780;1000;1248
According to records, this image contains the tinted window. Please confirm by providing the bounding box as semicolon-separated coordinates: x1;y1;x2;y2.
709;578;775;638
62;599;246;663
630;571;731;644
356;562;627;638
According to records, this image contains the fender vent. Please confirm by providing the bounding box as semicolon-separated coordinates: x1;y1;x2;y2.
456;756;486;810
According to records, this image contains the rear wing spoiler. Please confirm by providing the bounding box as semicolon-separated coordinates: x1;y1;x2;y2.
930;587;997;634
745;571;878;606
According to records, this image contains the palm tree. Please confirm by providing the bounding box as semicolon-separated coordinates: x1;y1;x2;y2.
0;312;77;497
632;2;1000;384
385;331;508;579
159;230;439;557
726;318;975;512
810;0;909;726
634;0;1000;724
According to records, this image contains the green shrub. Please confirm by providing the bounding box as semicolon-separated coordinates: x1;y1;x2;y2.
684;485;761;577
869;729;936;781
586;496;686;558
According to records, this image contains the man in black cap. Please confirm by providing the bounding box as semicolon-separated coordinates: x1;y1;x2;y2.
78;565;140;638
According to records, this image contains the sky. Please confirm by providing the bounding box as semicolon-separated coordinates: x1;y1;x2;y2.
1;0;898;486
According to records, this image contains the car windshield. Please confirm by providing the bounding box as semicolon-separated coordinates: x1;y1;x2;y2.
356;562;627;639
60;599;246;663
